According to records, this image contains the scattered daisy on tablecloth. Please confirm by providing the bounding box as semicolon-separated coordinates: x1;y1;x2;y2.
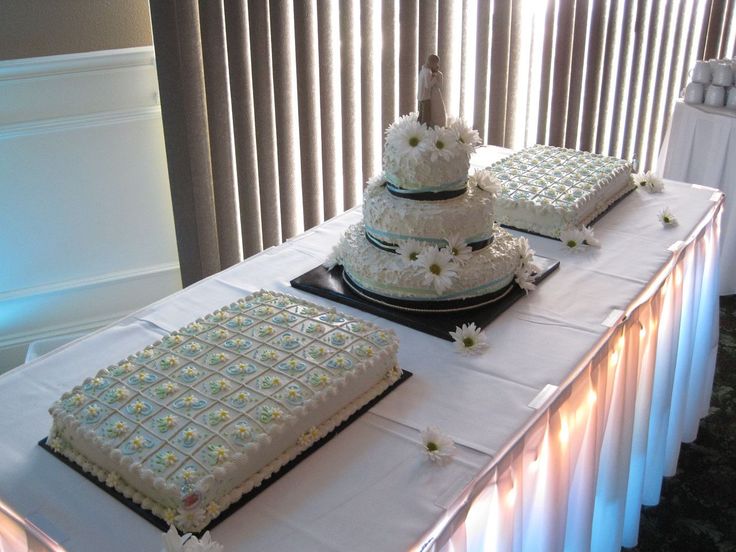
634;171;665;193
449;322;489;355
559;227;588;251
658;207;678;226
442;234;473;264
417;247;457;293
396;238;427;263
420;426;456;465
581;226;601;247
161;525;223;552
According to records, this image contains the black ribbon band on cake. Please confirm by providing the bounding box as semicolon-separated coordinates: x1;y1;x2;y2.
364;230;494;253
385;181;467;201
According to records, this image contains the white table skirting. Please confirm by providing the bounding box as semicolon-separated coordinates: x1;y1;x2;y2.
658;99;735;295
0;148;722;552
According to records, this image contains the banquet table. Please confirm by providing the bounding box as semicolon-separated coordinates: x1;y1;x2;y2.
658;99;735;295
0;147;723;552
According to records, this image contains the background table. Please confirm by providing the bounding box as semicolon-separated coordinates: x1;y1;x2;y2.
0;149;722;552
657;100;735;295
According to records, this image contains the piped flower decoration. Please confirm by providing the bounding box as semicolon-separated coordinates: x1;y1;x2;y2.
658;207;678;226
449;322;488;355
417;247;457;293
442;234;472;264
162;525;223;552
420;426;456;465
634;171;665;193
396;239;427;264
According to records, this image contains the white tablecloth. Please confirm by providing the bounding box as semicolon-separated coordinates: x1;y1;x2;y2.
658;100;735;295
0;150;722;551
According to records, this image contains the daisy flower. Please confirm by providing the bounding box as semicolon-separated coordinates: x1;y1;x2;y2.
428;126;460;162
442;234;473;264
470;169;502;194
516;237;537;270
162;525;224;552
515;266;537;293
417;247;457;293
449;117;481;154
634;171;665;193
420;426;456;465
559;227;587;251
581;226;601;247
365;173;385;190
658;207;678;226
386;119;430;159
449;322;489;355
322;239;344;270
396;239;427;263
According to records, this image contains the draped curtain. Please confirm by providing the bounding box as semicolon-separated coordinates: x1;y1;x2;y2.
150;0;735;287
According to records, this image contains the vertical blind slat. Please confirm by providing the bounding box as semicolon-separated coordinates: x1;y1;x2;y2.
269;0;303;239
458;0;471;121
294;0;324;230
488;0;511;146
199;0;240;268
578;0;606;153
503;0;523;149
437;0;459;115
316;0;342;219
340;0;362;208
418;0;438;61
607;0;636;158
398;0;419;115
361;0;379;182
472;0;492;141
720;0;735;57
633;0;662;168
536;0;556;145
382;0;398;132
248;0;281;247
223;0;263;257
564;0;589;150
703;0;726;59
549;0;575;147
621;1;649;162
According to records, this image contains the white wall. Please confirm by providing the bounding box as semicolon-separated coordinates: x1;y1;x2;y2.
0;47;181;372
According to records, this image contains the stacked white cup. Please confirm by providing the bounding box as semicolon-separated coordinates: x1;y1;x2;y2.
684;58;736;109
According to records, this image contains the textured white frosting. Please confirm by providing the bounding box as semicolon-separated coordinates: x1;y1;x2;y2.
48;291;400;533
339;222;521;301
490;145;634;238
363;182;496;247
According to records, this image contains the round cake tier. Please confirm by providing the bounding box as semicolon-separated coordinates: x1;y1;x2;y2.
339;222;522;311
363;183;496;251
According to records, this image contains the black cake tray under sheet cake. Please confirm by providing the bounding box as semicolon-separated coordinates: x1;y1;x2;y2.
291;255;559;341
39;369;411;538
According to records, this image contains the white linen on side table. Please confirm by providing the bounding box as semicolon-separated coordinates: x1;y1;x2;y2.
658;100;736;294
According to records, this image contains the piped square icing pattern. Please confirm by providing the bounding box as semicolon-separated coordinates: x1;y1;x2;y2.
48;290;400;533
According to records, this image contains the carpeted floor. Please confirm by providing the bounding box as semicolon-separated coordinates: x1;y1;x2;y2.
631;295;736;551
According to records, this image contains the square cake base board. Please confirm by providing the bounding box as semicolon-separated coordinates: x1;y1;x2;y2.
39;369;412;538
291;255;559;341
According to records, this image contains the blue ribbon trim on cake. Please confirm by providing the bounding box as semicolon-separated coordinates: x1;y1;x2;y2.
364;229;493;253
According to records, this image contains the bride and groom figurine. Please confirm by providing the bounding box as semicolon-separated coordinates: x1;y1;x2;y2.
417;54;447;128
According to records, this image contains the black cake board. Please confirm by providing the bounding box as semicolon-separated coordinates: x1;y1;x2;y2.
290;255;559;342
39;369;412;538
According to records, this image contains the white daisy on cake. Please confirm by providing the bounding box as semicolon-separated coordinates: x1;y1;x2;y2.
516;237;537;269
323;237;345;270
515;265;537;293
420;426;456;465
634;171;665;193
448;117;481;154
658;207;678;226
386;118;430;159
449;322;489;355
470;169;502;195
396;239;427;264
417;247;457;293
428;126;460;162
560;227;587;251
442;234;473;264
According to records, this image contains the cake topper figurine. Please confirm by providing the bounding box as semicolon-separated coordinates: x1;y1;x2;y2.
417;54;447;128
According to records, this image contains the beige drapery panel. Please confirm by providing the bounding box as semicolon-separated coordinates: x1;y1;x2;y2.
150;0;734;287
